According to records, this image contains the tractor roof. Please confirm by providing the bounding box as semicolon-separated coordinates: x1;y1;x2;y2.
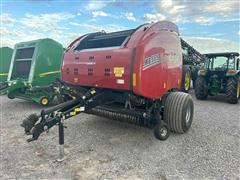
204;52;239;58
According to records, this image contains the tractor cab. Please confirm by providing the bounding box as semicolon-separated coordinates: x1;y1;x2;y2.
195;52;240;104
204;52;239;72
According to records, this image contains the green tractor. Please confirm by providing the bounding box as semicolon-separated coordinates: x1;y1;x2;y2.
195;52;240;104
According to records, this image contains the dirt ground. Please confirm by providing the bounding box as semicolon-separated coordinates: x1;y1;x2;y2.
0;91;239;179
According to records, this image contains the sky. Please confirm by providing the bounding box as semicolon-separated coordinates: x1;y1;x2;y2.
0;0;239;53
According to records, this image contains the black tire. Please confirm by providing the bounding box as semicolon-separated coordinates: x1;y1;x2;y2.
21;113;39;134
154;121;170;140
191;66;199;89
181;66;191;92
7;92;15;99
226;76;239;104
195;76;208;100
192;79;196;89
164;92;194;133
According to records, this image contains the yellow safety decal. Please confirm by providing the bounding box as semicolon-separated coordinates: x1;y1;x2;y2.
70;111;76;116
114;67;124;77
0;73;8;76
132;73;136;87
39;70;61;77
90;89;96;94
75;108;81;112
70;107;85;116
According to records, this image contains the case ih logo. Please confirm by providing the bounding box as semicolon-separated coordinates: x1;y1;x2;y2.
143;54;160;70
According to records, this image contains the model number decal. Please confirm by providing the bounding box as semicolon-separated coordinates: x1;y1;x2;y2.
143;54;160;70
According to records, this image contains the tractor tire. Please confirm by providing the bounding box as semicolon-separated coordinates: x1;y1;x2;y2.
226;76;239;104
195;77;208;100
181;66;191;93
154;121;170;140
164;92;194;133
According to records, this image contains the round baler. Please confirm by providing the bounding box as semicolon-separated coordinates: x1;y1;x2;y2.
21;21;194;159
1;38;64;105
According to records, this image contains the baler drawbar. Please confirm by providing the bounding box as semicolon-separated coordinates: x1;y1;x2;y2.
21;79;165;160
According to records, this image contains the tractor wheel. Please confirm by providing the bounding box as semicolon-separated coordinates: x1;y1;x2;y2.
154;121;170;140
226;76;239;104
195;77;208;100
181;66;191;92
39;97;50;106
164;92;194;133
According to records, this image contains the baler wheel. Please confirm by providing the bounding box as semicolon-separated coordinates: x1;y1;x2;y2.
164;92;194;133
226;76;239;104
195;77;208;100
7;92;15;99
40;97;50;106
154;121;170;140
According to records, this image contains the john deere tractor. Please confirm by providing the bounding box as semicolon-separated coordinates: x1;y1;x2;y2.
195;52;240;104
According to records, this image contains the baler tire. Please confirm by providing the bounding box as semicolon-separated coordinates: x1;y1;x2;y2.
195;77;208;100
154;121;170;140
164;92;194;133
40;97;50;106
181;66;191;93
226;76;239;104
7;93;15;99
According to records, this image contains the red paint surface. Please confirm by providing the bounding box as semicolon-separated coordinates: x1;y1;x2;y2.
62;21;182;99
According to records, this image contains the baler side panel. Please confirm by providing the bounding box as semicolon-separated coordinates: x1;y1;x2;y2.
62;48;131;90
133;31;182;99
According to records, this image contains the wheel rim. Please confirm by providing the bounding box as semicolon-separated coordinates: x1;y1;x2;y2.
41;98;49;105
185;71;191;91
185;104;191;124
160;127;167;137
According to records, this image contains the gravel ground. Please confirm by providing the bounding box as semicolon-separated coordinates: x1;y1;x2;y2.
0;91;239;179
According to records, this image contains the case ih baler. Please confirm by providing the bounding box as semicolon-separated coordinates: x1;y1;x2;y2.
22;21;195;159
